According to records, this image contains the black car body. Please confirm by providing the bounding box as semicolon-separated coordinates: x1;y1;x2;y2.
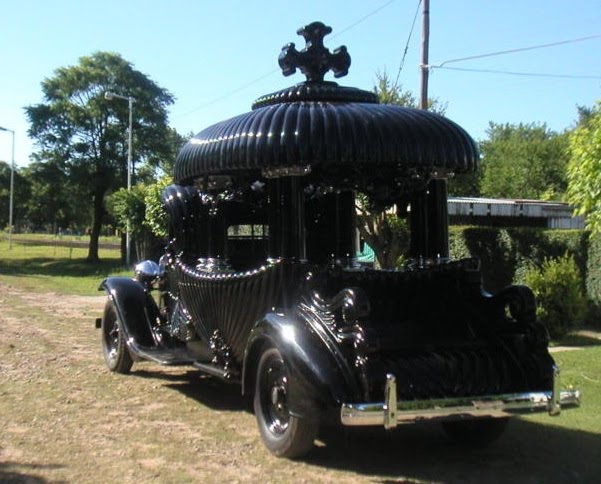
97;22;580;458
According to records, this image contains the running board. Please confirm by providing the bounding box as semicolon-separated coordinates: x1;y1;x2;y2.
193;361;240;382
133;346;196;366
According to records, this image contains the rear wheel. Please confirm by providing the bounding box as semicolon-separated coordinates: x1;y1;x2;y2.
254;347;318;458
442;417;509;446
101;300;133;374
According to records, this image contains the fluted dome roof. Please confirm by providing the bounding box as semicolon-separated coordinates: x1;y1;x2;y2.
174;22;479;185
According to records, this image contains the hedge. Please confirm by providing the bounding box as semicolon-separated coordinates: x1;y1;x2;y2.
449;226;601;316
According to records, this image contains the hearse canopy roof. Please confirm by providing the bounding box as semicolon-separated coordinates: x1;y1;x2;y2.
174;22;479;186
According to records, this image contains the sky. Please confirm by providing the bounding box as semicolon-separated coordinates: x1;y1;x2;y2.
0;0;600;168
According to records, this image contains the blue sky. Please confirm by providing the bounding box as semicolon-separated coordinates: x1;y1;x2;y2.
1;0;599;167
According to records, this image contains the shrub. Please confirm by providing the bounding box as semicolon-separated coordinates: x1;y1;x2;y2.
521;254;587;339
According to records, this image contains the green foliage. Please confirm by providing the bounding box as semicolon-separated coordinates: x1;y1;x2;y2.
0;161;30;230
144;176;171;238
586;234;601;311
479;122;569;200
21;157;91;232
25;51;175;261
106;185;147;236
521;255;587;339
107;177;170;239
107;178;170;260
449;225;601;333
356;205;410;269
373;70;447;114
566;100;601;234
448;172;481;197
449;226;589;294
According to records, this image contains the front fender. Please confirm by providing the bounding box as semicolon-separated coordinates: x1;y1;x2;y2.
99;277;158;348
242;312;360;419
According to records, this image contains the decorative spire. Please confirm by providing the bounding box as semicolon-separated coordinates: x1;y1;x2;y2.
278;21;351;83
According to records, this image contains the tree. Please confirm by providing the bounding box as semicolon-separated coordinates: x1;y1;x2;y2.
134;128;189;184
0;161;30;231
107;176;172;261
20;157;87;233
143;176;172;239
566;100;601;234
25;51;175;262
373;70;447;114
479;122;569;200
106;128;187;262
355;197;410;269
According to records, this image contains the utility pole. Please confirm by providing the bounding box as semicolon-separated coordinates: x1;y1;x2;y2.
0;126;15;249
420;0;430;110
105;91;135;267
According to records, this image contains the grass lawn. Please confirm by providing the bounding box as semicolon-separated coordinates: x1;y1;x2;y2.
0;240;599;481
0;238;129;295
1;238;599;432
531;347;601;433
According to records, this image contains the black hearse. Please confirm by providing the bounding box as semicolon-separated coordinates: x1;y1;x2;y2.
97;22;580;458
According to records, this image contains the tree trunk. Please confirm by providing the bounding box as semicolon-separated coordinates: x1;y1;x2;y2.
120;233;126;264
356;207;409;270
87;186;106;262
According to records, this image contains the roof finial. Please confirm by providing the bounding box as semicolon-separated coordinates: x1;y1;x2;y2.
278;21;351;83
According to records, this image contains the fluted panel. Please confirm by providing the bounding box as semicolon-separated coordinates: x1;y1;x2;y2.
175;261;305;361
174;102;479;184
369;346;552;400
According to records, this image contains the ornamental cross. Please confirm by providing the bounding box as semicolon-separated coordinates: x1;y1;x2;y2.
278;21;351;82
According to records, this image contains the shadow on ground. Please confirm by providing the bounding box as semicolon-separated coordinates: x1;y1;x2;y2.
131;369;599;483
0;462;64;484
132;369;249;412
309;420;599;483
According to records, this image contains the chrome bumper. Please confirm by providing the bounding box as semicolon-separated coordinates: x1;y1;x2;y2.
341;369;581;428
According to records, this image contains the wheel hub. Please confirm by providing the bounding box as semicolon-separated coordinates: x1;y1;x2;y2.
271;384;286;410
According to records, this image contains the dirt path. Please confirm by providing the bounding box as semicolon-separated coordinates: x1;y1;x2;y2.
1;280;600;483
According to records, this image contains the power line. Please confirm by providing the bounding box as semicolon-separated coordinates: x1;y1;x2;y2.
394;0;422;88
174;70;279;119
331;0;398;39
172;0;400;120
430;33;601;68
434;65;601;80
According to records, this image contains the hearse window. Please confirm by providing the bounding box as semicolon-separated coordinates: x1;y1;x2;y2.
224;204;269;271
227;224;269;238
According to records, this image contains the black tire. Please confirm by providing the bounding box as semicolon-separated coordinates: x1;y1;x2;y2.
253;347;318;458
101;300;133;374
442;417;509;446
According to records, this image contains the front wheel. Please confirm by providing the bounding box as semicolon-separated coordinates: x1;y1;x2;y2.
254;347;318;458
101;300;133;374
442;417;509;446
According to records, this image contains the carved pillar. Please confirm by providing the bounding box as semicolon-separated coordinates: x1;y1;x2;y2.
426;178;449;259
409;178;449;260
334;191;356;263
409;189;428;259
268;177;306;261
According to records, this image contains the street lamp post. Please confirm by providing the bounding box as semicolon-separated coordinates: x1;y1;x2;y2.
105;92;135;267
0;126;15;250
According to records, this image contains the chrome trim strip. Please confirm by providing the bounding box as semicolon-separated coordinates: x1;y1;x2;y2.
340;389;581;427
384;374;397;429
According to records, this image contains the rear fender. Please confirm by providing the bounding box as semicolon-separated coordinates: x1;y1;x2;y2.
99;277;158;348
242;312;359;418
